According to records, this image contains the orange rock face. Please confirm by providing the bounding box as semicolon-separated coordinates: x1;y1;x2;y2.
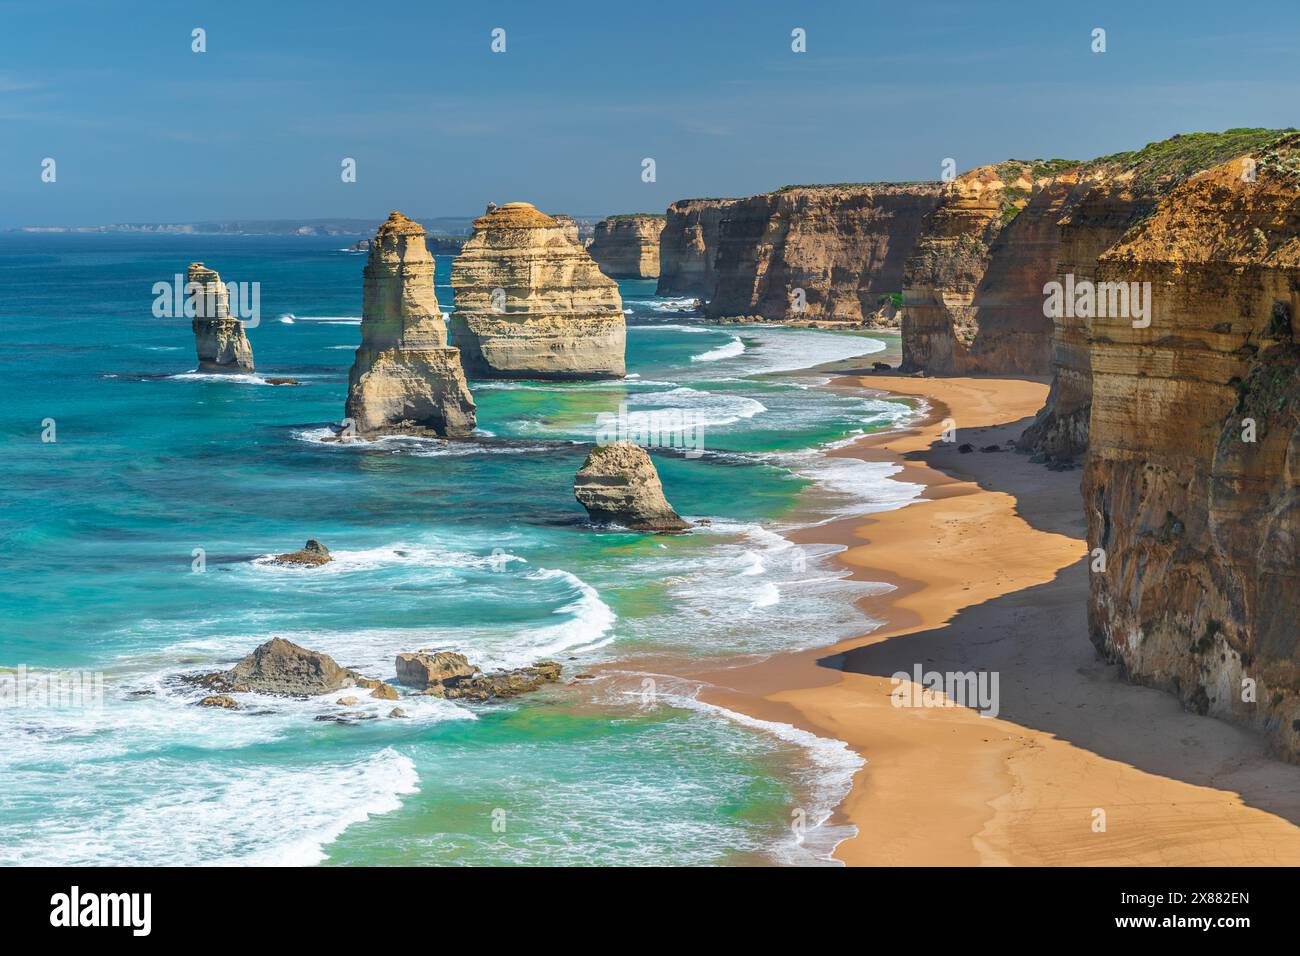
901;162;1082;374
704;184;943;322
656;198;741;298
1083;142;1300;759
589;215;664;279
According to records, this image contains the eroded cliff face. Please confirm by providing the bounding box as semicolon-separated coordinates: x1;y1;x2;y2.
344;211;475;437
704;184;943;322
1020;129;1295;459
656;198;740;298
901;162;1085;374
588;215;664;279
449;202;626;379
1083;145;1300;759
188;262;254;373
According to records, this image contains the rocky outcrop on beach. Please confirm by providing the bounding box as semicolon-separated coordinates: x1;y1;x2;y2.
190;638;361;697
344;211;476;437
449;202;626;379
1081;137;1300;760
901;161;1084;374
1019;129;1293;460
656;198;742;298
395;650;562;701
574;441;689;532
588;214;664;279
188;262;254;373
704;184;944;323
271;539;332;566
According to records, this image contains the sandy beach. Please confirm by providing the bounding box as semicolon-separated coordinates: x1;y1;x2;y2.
684;369;1300;866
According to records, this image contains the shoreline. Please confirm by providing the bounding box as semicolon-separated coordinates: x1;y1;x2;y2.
667;363;1300;865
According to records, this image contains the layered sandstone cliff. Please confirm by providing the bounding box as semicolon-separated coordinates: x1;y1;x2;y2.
656;198;741;298
901;161;1085;374
449;202;626;379
1020;129;1294;459
1083;139;1300;759
188;262;254;373
588;215;664;279
705;184;944;323
344;211;475;437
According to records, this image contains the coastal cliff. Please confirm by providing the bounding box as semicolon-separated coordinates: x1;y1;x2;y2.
1083;139;1300;759
705;184;943;323
588;214;664;279
656;198;741;298
344;211;475;437
900;162;1083;374
1020;129;1294;459
449;202;626;379
188;262;254;373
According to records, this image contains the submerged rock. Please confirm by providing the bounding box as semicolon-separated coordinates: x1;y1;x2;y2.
198;695;239;709
449;202;626;379
344;211;476;437
188;262;254;373
272;539;332;566
394;650;561;701
395;651;477;688
189;637;359;697
574;441;690;533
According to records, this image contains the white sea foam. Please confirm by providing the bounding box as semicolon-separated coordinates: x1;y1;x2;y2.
690;335;745;363
284;315;361;325
625;386;766;428
648;297;703;313
167;370;272;385
683;326;885;378
603;674;863;866
631;323;710;333
0;746;421;867
671;693;862;866
250;543;524;576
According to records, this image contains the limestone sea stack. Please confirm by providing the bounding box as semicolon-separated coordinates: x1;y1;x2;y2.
449;202;626;379
344;212;475;437
188;262;254;373
588;214;665;279
574;441;689;533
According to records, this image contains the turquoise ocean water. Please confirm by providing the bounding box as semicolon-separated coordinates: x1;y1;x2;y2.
0;234;920;866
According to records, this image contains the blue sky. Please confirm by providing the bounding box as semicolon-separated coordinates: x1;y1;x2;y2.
2;0;1297;226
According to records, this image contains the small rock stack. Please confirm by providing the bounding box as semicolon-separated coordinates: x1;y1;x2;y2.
189;262;254;373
